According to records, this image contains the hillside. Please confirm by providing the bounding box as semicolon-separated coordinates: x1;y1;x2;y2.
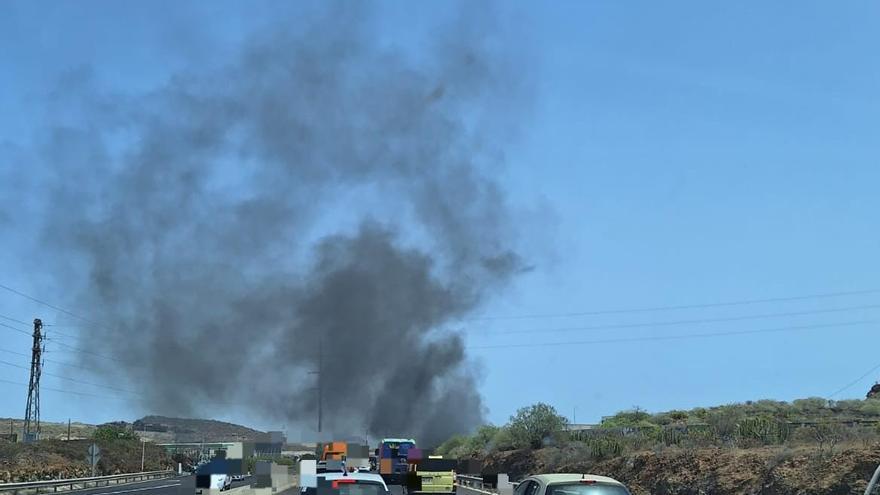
132;415;266;442
0;439;170;482
0;419;96;441
0;415;266;444
443;397;880;495
483;444;880;495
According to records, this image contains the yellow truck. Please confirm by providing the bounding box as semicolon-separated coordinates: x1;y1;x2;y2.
413;456;456;494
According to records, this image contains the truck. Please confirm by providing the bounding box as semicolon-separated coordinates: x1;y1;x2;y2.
412;456;456;494
376;438;417;486
317;442;371;473
321;442;349;461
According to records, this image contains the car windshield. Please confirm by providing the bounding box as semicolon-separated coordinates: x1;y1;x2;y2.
546;483;630;495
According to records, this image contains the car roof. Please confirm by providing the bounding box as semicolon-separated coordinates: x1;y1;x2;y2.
526;474;626;487
320;472;388;488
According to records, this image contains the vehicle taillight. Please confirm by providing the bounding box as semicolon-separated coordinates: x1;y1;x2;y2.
332;480;357;488
579;480;596;485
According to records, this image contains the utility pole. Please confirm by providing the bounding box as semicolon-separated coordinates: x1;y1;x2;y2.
67;419;71;441
23;319;43;443
140;422;146;471
318;335;323;434
309;335;323;436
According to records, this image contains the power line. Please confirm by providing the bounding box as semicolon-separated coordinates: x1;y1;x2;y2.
0;377;130;401
0;321;35;338
0;359;141;396
0;314;79;339
828;362;880;399
0;283;105;329
0;313;30;326
466;288;880;321
476;303;880;336
467;320;875;350
44;358;103;372
42;338;122;363
0;347;31;358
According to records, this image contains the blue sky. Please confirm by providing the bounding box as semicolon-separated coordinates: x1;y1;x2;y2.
1;1;879;433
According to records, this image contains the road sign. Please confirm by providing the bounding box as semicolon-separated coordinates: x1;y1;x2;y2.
87;443;101;476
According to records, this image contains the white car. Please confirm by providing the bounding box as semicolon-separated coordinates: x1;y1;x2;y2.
513;474;631;495
301;471;389;495
196;474;233;493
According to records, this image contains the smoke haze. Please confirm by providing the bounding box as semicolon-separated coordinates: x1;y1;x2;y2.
31;5;529;445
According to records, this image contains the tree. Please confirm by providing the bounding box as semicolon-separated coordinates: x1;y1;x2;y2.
507;403;568;449
435;435;466;456
600;407;652;428
94;424;138;441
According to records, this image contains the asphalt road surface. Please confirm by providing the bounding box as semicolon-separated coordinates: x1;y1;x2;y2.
55;477;190;495
48;475;258;495
52;474;308;495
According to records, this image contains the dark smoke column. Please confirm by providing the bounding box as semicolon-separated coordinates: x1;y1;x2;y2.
37;4;531;445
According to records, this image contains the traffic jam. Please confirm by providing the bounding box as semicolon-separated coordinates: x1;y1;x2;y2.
301;439;632;495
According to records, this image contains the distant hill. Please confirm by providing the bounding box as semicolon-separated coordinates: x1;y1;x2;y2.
131;415;267;443
0;418;96;441
0;415;267;444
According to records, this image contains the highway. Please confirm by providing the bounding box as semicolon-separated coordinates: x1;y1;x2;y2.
46;475;260;495
50;477;190;495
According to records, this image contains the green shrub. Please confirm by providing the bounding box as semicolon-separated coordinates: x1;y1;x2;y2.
735;415;790;446
435;435;466;457
792;398;829;416
600;407;651;428
583;436;622;460
507;403;568;449
706;407;743;444
94;425;137;441
859;399;880;416
490;427;516;451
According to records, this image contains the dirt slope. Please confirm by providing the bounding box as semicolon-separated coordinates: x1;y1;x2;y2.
483;445;880;495
133;416;266;442
0;439;171;482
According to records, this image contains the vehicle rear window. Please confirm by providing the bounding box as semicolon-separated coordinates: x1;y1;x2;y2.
546;482;630;495
333;482;387;495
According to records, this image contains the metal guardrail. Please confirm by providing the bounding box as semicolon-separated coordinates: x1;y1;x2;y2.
0;470;175;495
456;474;494;495
455;474;515;495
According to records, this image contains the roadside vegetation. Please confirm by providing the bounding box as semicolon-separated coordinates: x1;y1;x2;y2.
0;424;169;482
436;397;880;461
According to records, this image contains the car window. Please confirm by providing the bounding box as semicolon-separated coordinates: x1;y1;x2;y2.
334;482;387;495
513;480;532;495
515;480;539;495
546;483;629;495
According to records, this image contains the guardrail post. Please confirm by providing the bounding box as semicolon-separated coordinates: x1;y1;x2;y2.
497;475;512;495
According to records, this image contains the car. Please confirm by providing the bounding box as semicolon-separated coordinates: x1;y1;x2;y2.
197;474;232;493
301;471;390;495
512;474;632;495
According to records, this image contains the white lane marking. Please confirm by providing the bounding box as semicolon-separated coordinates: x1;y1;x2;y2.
76;482;182;495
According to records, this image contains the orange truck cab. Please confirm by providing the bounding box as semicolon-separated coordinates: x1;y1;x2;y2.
322;442;349;461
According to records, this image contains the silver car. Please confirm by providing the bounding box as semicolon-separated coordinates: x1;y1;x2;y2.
513;474;632;495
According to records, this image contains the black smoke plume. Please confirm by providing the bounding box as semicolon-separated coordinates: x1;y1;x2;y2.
33;5;528;446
